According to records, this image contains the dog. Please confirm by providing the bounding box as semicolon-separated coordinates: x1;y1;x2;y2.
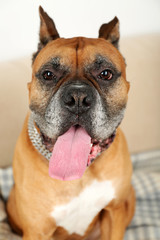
7;6;135;240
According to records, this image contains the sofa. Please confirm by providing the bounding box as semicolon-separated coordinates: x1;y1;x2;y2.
0;34;160;239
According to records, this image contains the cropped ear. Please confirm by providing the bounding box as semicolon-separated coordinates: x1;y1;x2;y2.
39;6;59;45
32;6;60;63
99;17;120;49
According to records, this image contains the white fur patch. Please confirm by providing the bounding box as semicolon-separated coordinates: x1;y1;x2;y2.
51;180;115;236
92;92;125;140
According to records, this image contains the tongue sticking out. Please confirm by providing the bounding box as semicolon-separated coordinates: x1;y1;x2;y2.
49;126;91;181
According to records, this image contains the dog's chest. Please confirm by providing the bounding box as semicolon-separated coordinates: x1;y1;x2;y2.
51;180;115;236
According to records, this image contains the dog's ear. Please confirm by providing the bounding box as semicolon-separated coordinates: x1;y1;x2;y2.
32;6;59;63
99;17;120;49
39;6;59;45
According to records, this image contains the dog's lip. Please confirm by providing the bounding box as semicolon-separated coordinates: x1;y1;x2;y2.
40;132;56;152
88;132;116;165
40;126;116;164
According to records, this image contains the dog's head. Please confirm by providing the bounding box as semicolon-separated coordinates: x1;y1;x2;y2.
28;6;129;180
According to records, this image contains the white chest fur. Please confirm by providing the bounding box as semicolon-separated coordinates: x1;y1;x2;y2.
51;180;115;236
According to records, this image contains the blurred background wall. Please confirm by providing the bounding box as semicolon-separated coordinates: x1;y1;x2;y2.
0;0;160;61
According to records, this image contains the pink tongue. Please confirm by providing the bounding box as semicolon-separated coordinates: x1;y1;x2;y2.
49;126;91;181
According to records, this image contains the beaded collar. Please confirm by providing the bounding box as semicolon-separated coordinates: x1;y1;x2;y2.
28;114;51;161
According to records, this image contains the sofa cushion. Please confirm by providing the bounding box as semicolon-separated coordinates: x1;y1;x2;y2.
0;58;31;167
120;34;160;153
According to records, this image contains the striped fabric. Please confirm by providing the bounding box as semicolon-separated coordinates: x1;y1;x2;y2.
0;167;13;201
124;149;160;240
125;172;160;240
131;149;160;172
0;149;160;239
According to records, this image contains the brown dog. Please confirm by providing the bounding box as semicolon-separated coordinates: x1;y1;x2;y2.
7;6;135;240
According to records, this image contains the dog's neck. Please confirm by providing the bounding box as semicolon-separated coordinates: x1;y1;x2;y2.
28;113;51;161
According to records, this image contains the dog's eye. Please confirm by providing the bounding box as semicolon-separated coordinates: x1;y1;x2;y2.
98;69;113;81
42;71;55;81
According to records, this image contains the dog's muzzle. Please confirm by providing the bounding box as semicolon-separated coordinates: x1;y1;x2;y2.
61;82;94;115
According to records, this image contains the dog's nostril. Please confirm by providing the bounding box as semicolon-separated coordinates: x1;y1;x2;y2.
82;96;91;107
64;96;76;107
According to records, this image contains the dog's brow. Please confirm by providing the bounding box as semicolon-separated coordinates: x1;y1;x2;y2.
84;55;117;73
84;54;122;81
92;55;118;71
49;57;61;69
38;57;69;73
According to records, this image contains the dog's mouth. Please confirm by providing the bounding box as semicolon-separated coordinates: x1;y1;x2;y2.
40;125;115;181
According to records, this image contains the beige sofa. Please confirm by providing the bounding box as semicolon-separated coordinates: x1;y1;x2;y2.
0;34;160;168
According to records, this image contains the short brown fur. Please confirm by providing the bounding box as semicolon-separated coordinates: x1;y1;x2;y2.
7;7;135;240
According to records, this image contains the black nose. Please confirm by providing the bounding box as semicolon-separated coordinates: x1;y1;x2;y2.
62;84;94;114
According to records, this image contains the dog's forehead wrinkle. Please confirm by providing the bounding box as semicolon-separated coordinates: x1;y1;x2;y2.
75;37;87;74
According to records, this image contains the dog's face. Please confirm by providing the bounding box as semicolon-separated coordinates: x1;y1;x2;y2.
28;7;129;180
